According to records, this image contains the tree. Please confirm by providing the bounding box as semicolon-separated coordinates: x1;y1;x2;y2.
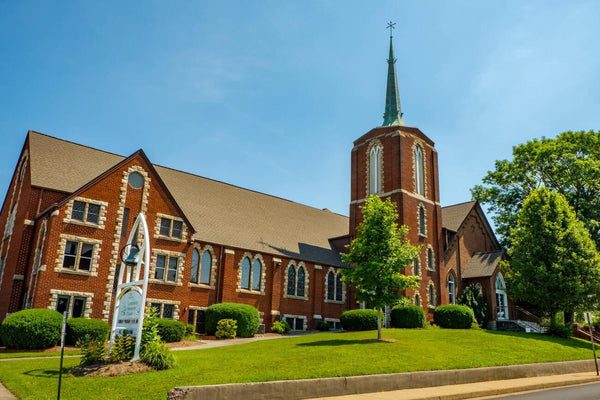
457;284;489;328
341;195;421;340
471;130;600;248
503;187;600;327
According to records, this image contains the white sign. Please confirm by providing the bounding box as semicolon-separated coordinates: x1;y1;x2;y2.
116;289;142;336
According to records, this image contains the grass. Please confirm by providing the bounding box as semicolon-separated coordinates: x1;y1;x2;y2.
0;350;81;359
0;329;596;400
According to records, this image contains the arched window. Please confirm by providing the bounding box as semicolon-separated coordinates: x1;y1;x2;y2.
413;259;420;276
369;145;382;194
335;274;343;301
200;250;212;285
240;257;251;290
428;283;436;307
251;258;262;291
327;271;335;300
496;273;508;320
287;265;296;296
296;266;305;297
415;293;421;307
427;247;434;270
414;145;425;195
419;206;426;236
448;273;456;304
190;249;200;284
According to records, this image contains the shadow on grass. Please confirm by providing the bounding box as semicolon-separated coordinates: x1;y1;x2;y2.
485;330;593;351
297;339;395;347
23;367;69;378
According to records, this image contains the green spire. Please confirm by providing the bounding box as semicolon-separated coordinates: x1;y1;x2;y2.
382;22;404;127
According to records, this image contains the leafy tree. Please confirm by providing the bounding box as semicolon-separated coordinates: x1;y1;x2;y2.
503;187;600;327
341;195;421;340
457;284;489;328
471;131;600;248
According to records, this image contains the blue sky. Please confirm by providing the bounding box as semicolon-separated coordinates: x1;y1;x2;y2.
1;1;599;218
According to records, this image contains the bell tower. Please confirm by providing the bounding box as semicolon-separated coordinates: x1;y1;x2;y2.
349;23;445;317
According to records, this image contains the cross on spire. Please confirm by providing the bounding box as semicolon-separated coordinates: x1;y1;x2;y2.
382;21;404;126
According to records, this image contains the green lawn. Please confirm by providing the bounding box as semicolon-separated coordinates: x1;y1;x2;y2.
0;329;596;400
0;350;80;359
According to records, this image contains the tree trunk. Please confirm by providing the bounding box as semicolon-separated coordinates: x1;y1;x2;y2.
377;307;382;340
564;311;574;324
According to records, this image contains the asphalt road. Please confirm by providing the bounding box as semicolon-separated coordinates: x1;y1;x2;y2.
489;382;600;399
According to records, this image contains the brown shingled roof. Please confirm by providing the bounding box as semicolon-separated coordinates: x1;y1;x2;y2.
462;250;504;278
27;131;349;266
441;201;476;232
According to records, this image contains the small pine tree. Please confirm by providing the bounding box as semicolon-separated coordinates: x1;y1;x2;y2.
457;285;489;328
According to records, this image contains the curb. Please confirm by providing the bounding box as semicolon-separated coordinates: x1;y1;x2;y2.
168;359;598;400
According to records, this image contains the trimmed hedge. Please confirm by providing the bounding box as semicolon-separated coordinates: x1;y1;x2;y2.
156;319;186;342
434;305;475;329
205;303;260;338
0;309;62;349
340;309;378;331
390;305;426;328
66;318;110;345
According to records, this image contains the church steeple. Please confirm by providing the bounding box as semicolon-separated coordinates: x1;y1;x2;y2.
382;22;404;127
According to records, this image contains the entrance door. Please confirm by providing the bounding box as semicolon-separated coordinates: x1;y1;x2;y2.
495;274;509;320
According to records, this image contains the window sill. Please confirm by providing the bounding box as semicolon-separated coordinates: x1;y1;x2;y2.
426;268;436;272
63;219;104;229
324;299;344;304
418;233;428;239
188;282;213;289
285;295;309;301
54;268;97;277
149;279;181;287
153;234;186;243
237;288;264;295
427;305;436;310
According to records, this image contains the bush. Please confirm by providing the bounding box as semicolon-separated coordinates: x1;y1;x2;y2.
457;285;490;328
271;320;291;334
156;319;186;343
185;324;194;336
547;322;573;338
390;305;426;328
140;340;174;370
0;309;62;349
66;318;110;346
205;303;260;338
434;305;476;329
108;334;136;362
78;335;108;365
316;321;330;331
215;319;237;339
340;309;378;331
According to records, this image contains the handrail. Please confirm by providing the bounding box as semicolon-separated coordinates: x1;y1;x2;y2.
514;305;541;324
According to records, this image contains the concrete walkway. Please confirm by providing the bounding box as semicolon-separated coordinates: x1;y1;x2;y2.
306;372;600;400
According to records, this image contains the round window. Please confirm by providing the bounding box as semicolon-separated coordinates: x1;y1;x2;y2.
128;172;145;189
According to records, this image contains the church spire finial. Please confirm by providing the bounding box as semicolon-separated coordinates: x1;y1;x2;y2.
382;21;405;127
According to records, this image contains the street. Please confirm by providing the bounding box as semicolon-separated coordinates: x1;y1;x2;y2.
482;382;600;400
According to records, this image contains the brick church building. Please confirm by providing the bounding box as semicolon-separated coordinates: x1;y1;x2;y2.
0;33;508;332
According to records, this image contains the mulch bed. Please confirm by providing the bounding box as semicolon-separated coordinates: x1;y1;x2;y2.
70;361;151;377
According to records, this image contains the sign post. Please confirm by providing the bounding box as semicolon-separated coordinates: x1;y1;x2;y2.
108;213;150;361
586;312;599;376
57;310;67;400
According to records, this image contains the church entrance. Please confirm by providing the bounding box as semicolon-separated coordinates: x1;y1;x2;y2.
495;274;508;320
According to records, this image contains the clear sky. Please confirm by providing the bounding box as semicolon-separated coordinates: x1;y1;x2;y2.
1;1;599;218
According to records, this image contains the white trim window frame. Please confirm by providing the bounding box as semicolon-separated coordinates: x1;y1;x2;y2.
63;197;108;229
284;261;309;300
237;253;265;294
154;213;187;242
324;267;345;303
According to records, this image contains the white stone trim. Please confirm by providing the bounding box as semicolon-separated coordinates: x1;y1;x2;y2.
426;245;435;271
412;141;428;198
324;318;342;330
63;197;108;229
427;280;436;309
154;213;188;243
150;249;185;286
283;314;307;331
349;188;441;206
283;260;309;300
54;234;102;276
324;267;345;304
188;244;217;289
236;252;266;295
271;310;280;316
366;140;384;196
146;298;181;320
417;203;428;238
413;291;422;307
48;289;94;318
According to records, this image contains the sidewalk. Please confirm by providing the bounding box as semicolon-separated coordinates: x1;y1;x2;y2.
307;372;600;400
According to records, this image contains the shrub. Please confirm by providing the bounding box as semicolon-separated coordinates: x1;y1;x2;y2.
390;305;426;328
547;322;573;338
156;319;186;343
67;318;110;346
141;307;161;346
140;340;174;370
0;309;62;349
271;320;290;334
215;319;237;339
317;321;330;331
434;305;476;329
185;324;194;336
108;334;136;362
457;285;490;328
340;309;378;331
205;303;260;338
77;335;108;365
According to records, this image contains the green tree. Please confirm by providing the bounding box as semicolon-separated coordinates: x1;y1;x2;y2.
471;131;600;248
341;195;421;340
457;284;489;328
503;187;600;327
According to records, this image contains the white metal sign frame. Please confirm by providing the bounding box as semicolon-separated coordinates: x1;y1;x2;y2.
108;212;151;361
